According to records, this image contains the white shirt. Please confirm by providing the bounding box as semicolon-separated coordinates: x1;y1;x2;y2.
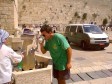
0;44;22;83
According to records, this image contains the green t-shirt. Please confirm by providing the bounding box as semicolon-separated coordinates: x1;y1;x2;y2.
44;33;70;70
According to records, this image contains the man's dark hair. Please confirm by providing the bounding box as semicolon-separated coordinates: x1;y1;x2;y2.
40;24;52;33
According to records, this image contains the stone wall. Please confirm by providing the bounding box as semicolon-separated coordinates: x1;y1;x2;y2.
0;0;18;34
0;0;112;33
18;0;112;25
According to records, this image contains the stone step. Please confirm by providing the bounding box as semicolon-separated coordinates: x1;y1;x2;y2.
68;77;112;84
52;69;112;84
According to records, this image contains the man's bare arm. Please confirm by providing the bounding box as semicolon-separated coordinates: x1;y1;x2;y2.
40;44;47;54
66;47;72;70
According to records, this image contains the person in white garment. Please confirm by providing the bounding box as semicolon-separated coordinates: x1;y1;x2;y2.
0;29;23;84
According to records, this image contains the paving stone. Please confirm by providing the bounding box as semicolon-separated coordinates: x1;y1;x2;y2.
93;62;106;66
95;71;108;78
103;64;112;69
69;77;112;84
108;77;112;81
76;67;94;73
52;78;57;84
77;73;92;81
71;81;90;84
71;74;83;82
101;70;112;77
91;66;105;71
108;68;112;72
66;79;74;84
86;71;100;79
89;77;112;84
71;68;81;74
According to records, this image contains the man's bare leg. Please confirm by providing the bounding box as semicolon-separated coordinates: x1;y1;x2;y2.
57;79;66;84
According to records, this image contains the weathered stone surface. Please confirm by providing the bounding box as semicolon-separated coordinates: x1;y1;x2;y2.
18;0;112;25
0;0;112;34
13;67;52;84
13;55;52;84
0;0;18;34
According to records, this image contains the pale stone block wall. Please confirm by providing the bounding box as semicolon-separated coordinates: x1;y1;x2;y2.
0;0;14;29
18;0;112;25
0;0;18;34
0;0;112;33
13;66;52;84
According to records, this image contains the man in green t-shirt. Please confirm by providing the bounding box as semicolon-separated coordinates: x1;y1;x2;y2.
39;24;72;84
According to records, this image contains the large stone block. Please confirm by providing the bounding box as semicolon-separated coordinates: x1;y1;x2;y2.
11;37;23;51
12;54;52;84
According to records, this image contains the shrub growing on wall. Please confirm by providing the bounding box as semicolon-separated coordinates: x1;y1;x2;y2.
82;13;87;23
92;13;98;21
102;18;108;26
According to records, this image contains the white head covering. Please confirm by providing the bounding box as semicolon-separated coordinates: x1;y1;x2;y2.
0;29;9;46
